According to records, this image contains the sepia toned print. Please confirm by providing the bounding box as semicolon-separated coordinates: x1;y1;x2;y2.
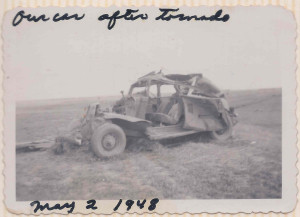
3;5;297;214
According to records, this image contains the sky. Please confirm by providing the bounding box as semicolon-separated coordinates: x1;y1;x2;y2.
3;6;295;101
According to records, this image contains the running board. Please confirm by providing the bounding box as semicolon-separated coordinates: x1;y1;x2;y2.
145;125;198;140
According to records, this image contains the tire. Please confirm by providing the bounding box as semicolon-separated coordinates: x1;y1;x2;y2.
209;113;233;141
91;123;126;158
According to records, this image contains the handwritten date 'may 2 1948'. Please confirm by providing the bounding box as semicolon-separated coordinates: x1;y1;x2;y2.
30;198;160;213
12;8;230;29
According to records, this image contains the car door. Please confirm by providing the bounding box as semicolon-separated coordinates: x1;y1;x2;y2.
125;86;154;119
181;95;225;131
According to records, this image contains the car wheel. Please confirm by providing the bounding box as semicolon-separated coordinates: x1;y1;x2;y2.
91;123;126;158
209;114;233;141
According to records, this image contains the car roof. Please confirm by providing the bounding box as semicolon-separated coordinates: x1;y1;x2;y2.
131;71;223;97
132;71;203;87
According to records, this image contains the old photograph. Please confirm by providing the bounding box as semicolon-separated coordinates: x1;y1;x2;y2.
3;5;297;214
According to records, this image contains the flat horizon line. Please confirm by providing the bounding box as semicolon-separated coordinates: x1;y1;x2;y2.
16;87;281;103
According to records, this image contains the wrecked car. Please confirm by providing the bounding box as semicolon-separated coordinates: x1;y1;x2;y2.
79;71;238;158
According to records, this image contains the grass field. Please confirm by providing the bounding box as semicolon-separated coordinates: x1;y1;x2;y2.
16;88;282;200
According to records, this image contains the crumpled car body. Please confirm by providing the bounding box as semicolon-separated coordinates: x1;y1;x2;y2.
83;71;238;142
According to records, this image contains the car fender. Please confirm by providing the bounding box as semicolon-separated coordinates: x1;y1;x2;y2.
102;113;151;137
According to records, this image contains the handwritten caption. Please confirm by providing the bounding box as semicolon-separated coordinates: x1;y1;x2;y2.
30;198;160;213
12;8;230;30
